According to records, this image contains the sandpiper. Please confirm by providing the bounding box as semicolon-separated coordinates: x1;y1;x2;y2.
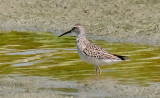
59;24;128;74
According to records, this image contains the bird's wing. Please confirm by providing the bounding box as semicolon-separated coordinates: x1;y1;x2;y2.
82;43;121;60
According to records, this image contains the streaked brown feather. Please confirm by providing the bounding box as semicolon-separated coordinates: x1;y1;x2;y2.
81;42;121;60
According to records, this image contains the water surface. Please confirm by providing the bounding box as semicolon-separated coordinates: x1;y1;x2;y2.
0;31;160;86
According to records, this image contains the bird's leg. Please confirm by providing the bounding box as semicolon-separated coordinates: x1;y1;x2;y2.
95;66;101;75
95;66;98;73
95;66;99;76
98;66;101;74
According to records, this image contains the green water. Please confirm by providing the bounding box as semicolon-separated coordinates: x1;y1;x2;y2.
0;31;160;85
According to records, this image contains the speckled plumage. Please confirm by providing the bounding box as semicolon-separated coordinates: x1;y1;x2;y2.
59;24;128;73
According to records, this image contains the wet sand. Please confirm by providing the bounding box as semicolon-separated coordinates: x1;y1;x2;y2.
0;0;160;45
0;75;160;98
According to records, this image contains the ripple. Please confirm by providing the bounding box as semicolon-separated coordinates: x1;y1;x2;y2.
6;49;55;55
13;60;42;67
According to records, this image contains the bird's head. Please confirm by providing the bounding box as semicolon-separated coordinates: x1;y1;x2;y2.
59;24;85;37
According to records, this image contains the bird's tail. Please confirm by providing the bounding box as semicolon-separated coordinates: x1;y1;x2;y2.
114;55;129;61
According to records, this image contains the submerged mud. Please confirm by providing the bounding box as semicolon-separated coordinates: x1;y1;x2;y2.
0;75;160;98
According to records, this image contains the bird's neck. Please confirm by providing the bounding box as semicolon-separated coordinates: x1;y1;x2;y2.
76;33;87;41
76;34;90;49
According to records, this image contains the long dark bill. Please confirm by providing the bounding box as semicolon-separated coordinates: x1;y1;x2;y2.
58;27;75;37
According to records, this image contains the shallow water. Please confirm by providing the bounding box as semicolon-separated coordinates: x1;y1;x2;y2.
0;31;160;95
